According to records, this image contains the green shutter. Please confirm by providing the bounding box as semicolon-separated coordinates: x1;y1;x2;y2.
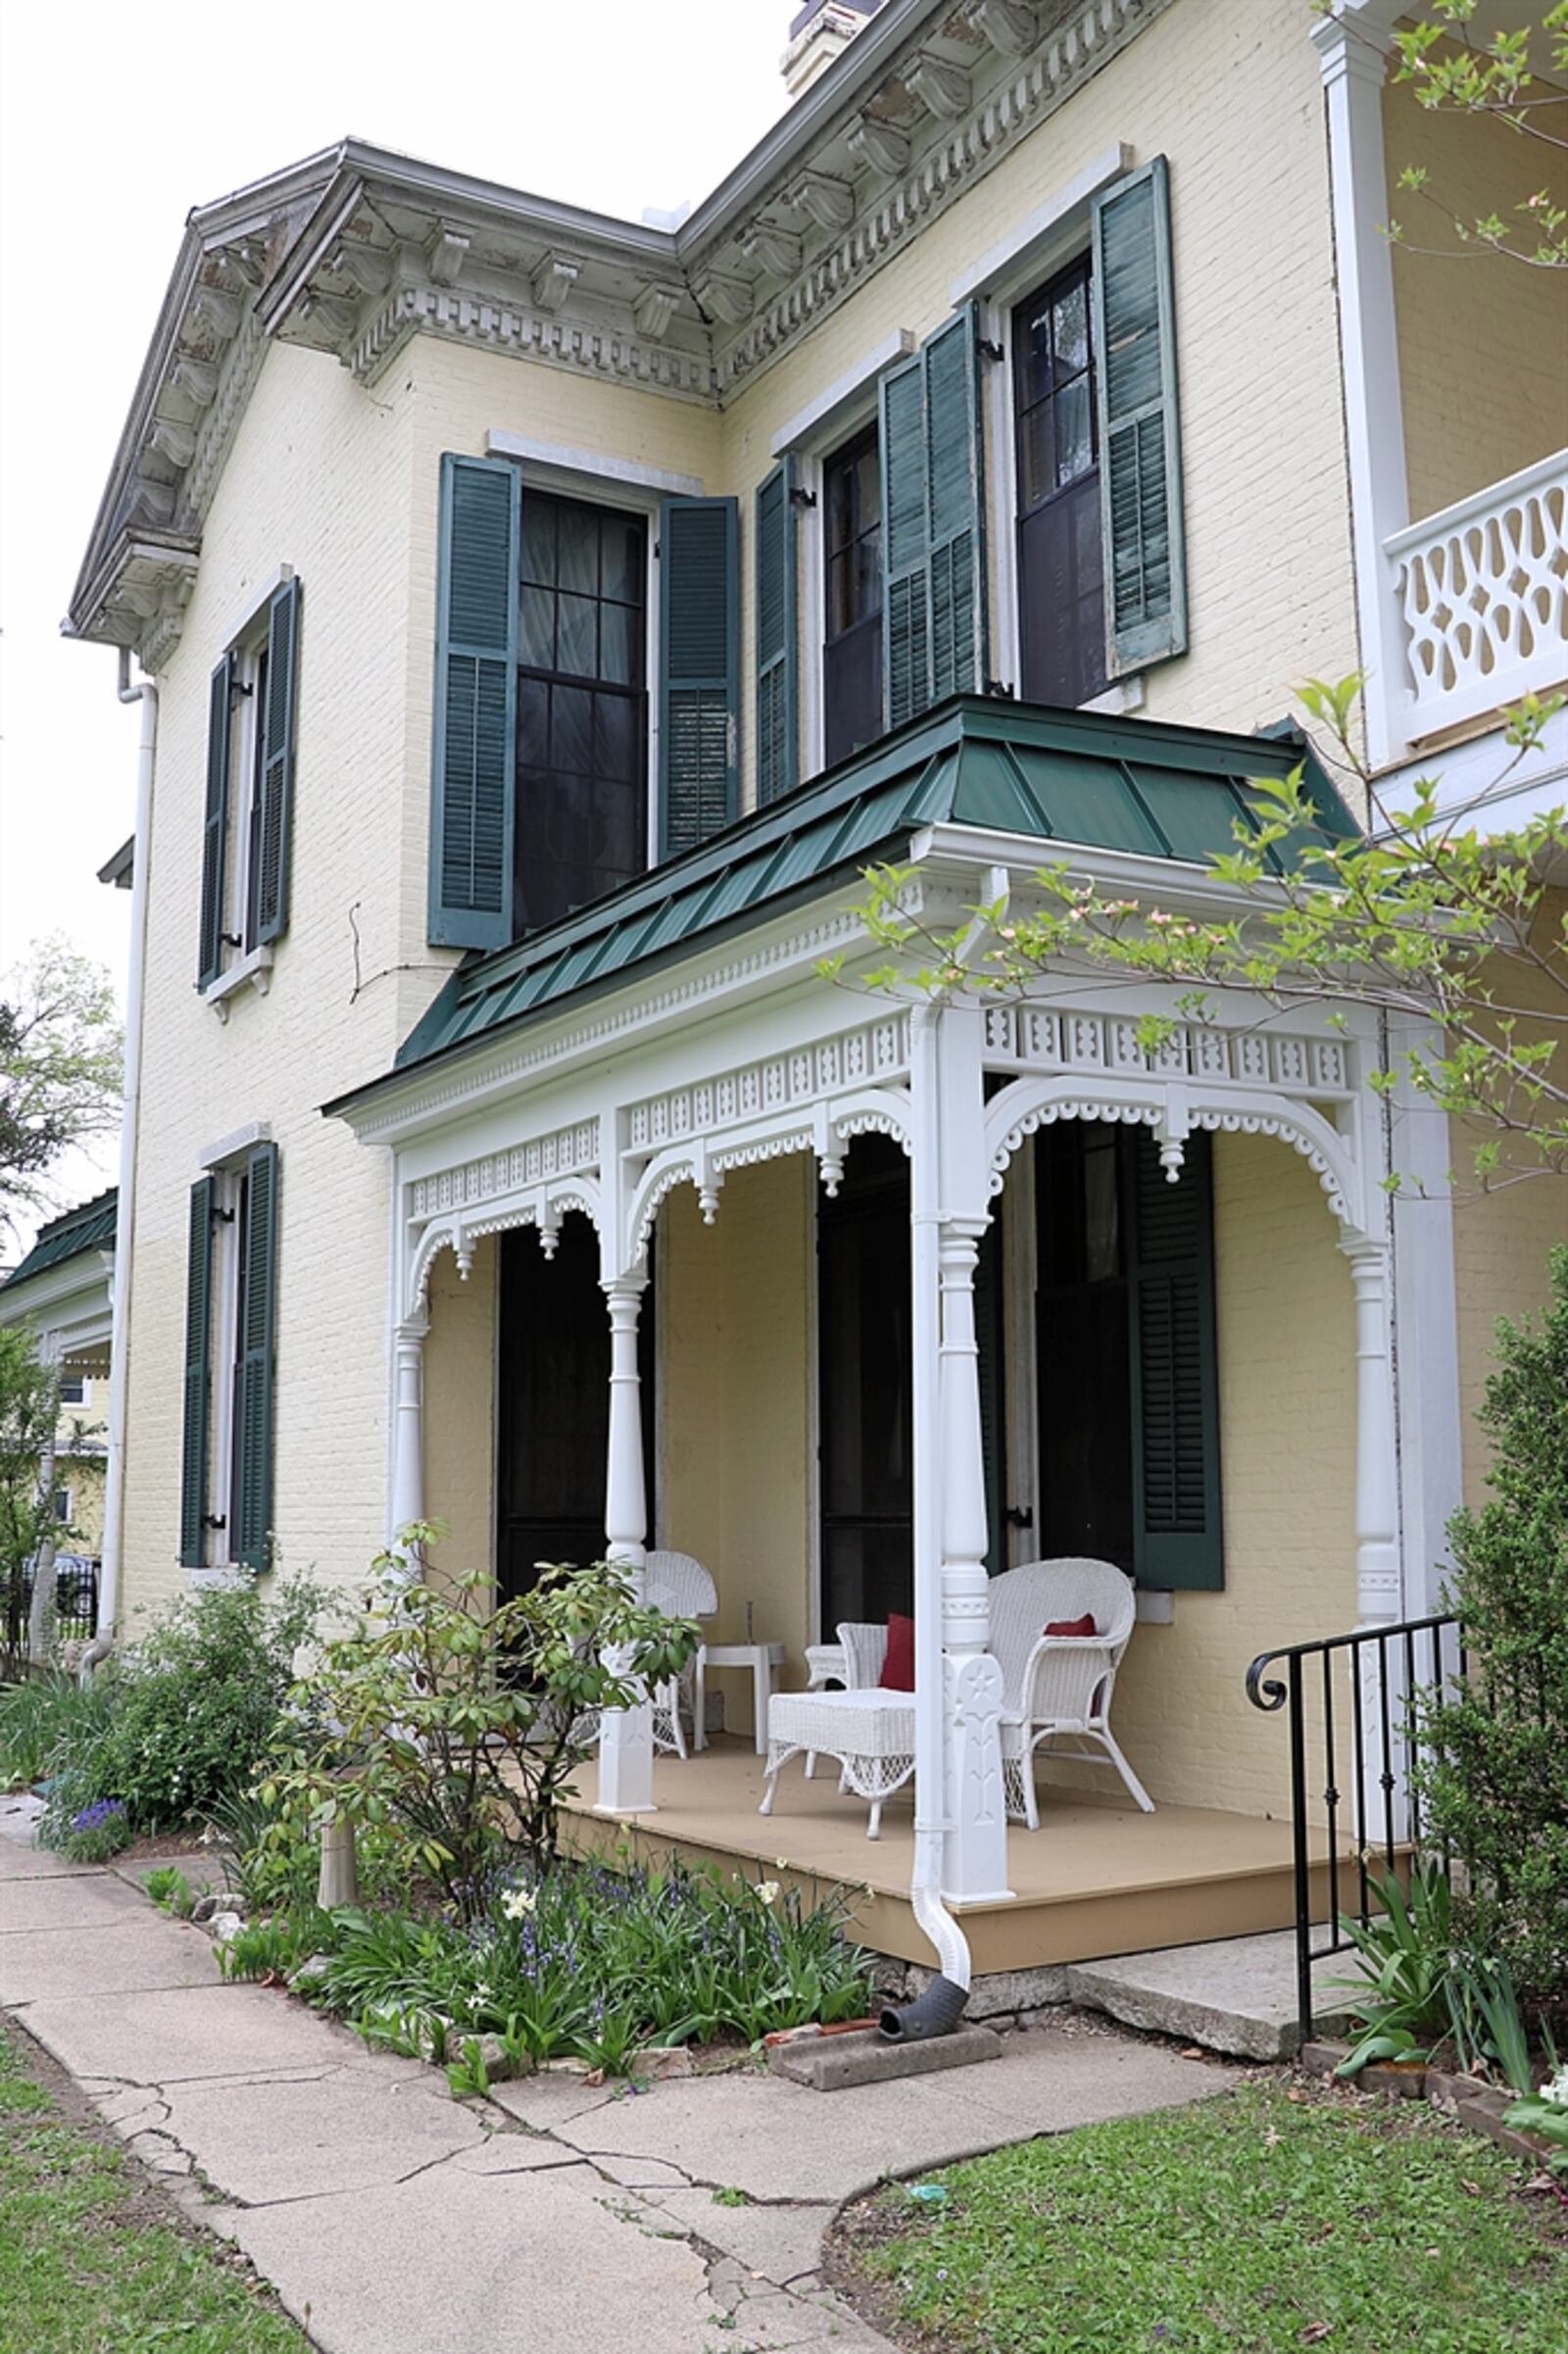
880;351;930;730
254;577;302;947
179;1178;215;1567
1092;156;1187;674
197;658;233;990
922;306;987;706
880;308;987;731
1128;1128;1221;1589
234;1142;279;1573
755;461;798;807
660;496;738;855
429;453;519;949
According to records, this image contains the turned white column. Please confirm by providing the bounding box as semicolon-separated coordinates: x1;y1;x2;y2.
596;1275;656;1815
1311;5;1410;768
936;1005;1010;1905
388;1316;427;1545
1346;1238;1407;1837
27;1349;61;1664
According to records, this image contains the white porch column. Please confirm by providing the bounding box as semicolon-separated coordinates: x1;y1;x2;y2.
936;1007;1010;1905
596;1275;656;1816
388;1316;427;1545
1345;1239;1408;1839
27;1344;61;1665
1310;4;1410;769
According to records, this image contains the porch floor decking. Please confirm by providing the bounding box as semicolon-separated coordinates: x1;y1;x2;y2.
560;1740;1348;1975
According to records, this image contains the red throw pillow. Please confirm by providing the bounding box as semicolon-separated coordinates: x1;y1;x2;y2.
880;1613;916;1690
1044;1614;1098;1640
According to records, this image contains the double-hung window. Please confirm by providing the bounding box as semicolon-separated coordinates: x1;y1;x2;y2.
822;425;883;769
1012;257;1106;709
196;576;302;998
428;458;738;953
179;1139;279;1576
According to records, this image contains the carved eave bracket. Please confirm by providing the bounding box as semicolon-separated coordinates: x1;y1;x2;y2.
74;537;201;666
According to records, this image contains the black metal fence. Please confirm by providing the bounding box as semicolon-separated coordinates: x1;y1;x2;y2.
1245;1611;1463;2049
10;1553;102;1651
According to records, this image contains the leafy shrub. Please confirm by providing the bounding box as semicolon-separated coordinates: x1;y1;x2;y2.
57;1797;131;1861
41;1577;318;1843
204;1782;410;1917
1418;1247;1568;2003
260;1532;698;1912
295;1858;874;2070
0;1668;116;1790
1331;1863;1535;2089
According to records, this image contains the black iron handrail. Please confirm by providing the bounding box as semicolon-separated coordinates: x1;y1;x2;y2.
1246;1610;1463;2049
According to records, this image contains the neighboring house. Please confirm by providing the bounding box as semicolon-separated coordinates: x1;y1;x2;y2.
0;1192;116;1634
64;0;1565;1967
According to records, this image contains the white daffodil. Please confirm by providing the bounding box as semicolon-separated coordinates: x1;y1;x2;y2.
500;1886;538;1921
757;1881;780;1907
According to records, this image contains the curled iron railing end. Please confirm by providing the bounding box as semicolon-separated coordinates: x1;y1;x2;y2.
1245;1653;1289;1712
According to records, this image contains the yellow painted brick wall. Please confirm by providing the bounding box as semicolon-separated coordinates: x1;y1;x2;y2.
1074;1132;1358;1818
716;0;1357;793
660;1157;814;1736
122;339;421;1624
1385;72;1568;520
422;1234;497;1590
1450;886;1568;1508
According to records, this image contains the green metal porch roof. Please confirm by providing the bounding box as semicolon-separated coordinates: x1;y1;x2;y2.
371;695;1356;1098
1;1189;119;1295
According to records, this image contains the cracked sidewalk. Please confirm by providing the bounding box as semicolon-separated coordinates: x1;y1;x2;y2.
3;1834;1235;2353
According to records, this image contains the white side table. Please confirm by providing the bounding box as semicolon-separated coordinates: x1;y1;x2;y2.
695;1642;786;1755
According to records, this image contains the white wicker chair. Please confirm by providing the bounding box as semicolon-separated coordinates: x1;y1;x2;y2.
990;1558;1152;1824
645;1549;717;1759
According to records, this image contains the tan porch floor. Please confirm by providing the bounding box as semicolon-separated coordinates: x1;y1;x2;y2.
560;1738;1348;1975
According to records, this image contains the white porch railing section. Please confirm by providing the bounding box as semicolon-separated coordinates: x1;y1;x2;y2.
1385;451;1568;743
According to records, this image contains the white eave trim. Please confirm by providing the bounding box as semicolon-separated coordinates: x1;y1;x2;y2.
486;432;704;501
950;142;1133;307
770;328;916;457
908;821;1298;920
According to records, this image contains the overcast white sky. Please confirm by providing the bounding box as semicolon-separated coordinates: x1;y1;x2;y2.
0;0;792;1251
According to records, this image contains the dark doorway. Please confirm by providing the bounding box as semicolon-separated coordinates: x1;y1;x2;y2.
822;423;884;768
1034;1120;1134;1569
818;1137;912;1633
495;1215;654;1603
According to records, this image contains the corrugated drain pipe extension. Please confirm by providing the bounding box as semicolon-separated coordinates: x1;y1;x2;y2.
81;650;157;1677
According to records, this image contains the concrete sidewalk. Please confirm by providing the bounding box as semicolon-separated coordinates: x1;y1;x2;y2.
2;1828;1238;2354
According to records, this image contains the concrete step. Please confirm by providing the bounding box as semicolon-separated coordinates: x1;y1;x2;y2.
1065;1929;1359;2062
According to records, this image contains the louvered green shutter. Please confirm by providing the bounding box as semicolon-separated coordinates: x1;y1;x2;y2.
1092;157;1187;674
234;1142;279;1574
255;577;302;947
755;461;798;807
1128;1129;1221;1589
880;351;930;730
429;453;519;949
922;306;986;706
179;1178;215;1567
197;659;233;990
660;496;738;855
881;308;987;731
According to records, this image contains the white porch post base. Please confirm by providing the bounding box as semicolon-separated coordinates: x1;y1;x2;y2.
595;1276;656;1816
942;1650;1010;1903
388;1316;427;1549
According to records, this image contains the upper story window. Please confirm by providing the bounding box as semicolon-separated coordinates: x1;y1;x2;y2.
822;425;884;769
429;457;737;955
58;1375;87;1407
1012;257;1107;710
515;493;649;935
196;576;302;1000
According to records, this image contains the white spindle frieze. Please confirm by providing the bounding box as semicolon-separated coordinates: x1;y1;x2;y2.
981;1005;1350;1098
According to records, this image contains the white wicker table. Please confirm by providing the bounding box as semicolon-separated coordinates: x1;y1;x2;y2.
760;1689;915;1839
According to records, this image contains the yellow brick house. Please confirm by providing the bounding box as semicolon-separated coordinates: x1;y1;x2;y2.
66;0;1566;1978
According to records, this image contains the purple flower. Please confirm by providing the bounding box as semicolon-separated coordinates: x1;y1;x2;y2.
71;1799;125;1832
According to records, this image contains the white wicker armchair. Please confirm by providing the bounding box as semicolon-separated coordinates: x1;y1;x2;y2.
990;1558;1152;1824
645;1549;717;1759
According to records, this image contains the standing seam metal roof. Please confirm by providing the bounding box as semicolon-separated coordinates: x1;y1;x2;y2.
1;1190;119;1294
379;695;1355;1093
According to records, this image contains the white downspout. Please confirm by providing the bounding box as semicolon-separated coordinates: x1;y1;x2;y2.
82;649;157;1672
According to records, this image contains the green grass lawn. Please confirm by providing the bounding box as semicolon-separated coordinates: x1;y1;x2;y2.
831;2082;1566;2354
0;2019;312;2353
